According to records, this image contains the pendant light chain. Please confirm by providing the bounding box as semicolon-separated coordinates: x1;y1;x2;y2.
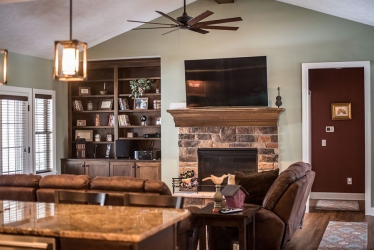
69;0;72;40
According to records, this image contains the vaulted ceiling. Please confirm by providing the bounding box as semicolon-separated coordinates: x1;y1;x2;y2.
0;0;372;60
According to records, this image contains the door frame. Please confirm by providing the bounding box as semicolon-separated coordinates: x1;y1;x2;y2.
301;61;371;215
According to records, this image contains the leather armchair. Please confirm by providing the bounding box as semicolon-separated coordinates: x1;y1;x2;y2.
209;162;315;250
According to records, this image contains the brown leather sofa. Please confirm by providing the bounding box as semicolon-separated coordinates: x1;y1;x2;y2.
0;174;42;202
0;174;197;250
209;162;315;250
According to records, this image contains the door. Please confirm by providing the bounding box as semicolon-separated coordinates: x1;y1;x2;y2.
136;162;161;180
84;160;110;178
110;161;135;177
309;68;365;194
61;159;85;175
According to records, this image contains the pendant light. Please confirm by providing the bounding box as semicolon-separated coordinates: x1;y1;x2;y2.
0;49;7;85
54;0;87;81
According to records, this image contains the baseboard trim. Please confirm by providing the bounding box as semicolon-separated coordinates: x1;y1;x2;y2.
310;192;365;200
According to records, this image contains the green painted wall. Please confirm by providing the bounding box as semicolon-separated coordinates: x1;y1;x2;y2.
86;0;374;203
6;51;68;174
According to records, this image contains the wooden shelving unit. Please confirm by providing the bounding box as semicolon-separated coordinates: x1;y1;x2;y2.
63;58;162;180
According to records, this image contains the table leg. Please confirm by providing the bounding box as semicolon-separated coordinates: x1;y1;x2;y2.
238;219;247;250
248;215;255;250
198;221;206;250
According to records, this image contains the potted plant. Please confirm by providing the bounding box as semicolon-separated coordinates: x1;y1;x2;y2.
129;78;154;98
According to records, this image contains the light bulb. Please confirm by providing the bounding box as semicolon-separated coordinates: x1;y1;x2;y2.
62;47;78;75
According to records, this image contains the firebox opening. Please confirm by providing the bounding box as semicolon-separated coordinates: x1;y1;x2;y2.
198;148;258;192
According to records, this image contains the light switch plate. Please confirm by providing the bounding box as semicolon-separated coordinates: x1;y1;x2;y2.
322;140;326;146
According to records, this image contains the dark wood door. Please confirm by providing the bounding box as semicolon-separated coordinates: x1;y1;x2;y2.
84;160;110;178
136;162;161;180
61;159;85;175
109;161;135;177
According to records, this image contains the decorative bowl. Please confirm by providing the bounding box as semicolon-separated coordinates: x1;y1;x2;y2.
100;90;108;95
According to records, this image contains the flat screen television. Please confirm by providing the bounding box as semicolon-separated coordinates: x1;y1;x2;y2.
184;56;268;108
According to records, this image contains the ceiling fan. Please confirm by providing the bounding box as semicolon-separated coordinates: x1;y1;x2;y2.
127;0;243;35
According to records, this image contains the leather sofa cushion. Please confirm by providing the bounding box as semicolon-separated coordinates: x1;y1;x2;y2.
39;175;90;189
0;174;41;188
144;180;172;195
263;162;311;210
90;176;146;192
88;190;160;206
36;188;87;203
0;187;37;202
235;169;279;205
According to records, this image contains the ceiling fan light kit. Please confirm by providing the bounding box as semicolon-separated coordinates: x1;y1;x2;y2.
54;0;87;81
0;49;7;85
128;0;242;35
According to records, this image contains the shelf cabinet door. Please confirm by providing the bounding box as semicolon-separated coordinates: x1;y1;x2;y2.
135;162;161;180
110;161;135;177
84;160;110;178
61;160;85;175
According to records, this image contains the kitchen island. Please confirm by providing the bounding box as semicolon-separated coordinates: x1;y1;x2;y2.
0;200;190;250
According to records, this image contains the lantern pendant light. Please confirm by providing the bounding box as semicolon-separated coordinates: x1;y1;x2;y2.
54;0;87;81
0;49;7;85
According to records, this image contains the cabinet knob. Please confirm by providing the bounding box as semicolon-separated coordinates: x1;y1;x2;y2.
132;165;136;169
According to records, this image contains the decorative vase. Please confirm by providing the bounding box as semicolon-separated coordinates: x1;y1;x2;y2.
213;184;223;212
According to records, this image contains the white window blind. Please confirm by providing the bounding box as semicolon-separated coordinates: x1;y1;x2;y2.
0;95;27;175
34;94;52;173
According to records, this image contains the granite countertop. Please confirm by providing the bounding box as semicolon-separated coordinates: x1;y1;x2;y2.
0;200;190;242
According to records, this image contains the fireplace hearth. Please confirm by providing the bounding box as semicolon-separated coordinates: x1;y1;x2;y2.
198;148;258;191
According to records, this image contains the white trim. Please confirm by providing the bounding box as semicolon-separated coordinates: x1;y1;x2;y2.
310;192;365;200
87;56;161;62
32;89;56;174
302;61;371;215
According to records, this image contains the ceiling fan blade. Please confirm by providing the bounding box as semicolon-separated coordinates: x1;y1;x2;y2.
187;10;214;26
199;26;239;31
128;20;177;26
189;28;209;34
162;27;181;35
195;17;243;27
156;11;183;25
132;27;179;30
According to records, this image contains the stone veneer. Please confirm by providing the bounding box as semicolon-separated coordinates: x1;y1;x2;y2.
178;126;279;177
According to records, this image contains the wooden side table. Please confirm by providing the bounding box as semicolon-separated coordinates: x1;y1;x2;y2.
193;203;261;250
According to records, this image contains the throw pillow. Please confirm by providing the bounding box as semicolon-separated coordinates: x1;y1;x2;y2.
235;169;279;205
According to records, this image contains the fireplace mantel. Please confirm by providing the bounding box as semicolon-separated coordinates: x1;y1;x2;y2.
167;108;285;127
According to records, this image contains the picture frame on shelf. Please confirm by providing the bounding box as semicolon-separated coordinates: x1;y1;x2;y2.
134;97;148;110
79;87;91;96
73;100;84;111
77;120;86;126
75;130;93;142
331;103;351;120
118;114;131;126
99;99;113;110
108;115;115;126
155;117;161;125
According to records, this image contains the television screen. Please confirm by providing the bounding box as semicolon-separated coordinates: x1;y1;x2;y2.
184;56;268;108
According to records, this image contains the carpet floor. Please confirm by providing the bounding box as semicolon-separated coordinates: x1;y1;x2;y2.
318;221;367;249
315;200;360;211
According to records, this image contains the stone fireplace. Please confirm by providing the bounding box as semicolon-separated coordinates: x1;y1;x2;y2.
168;108;283;192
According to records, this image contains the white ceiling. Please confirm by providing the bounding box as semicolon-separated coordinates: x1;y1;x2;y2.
0;0;372;60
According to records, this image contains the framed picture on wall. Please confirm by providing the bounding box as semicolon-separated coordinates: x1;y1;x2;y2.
331;103;351;120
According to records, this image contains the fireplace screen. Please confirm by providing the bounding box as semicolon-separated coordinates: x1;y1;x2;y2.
198;148;258;192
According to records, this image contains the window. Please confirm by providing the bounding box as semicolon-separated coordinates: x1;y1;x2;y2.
34;94;53;173
0;86;55;175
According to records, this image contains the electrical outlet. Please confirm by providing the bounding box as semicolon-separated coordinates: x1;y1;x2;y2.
347;178;352;185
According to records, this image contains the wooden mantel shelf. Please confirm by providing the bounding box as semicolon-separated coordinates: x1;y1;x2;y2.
167;108;285;127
